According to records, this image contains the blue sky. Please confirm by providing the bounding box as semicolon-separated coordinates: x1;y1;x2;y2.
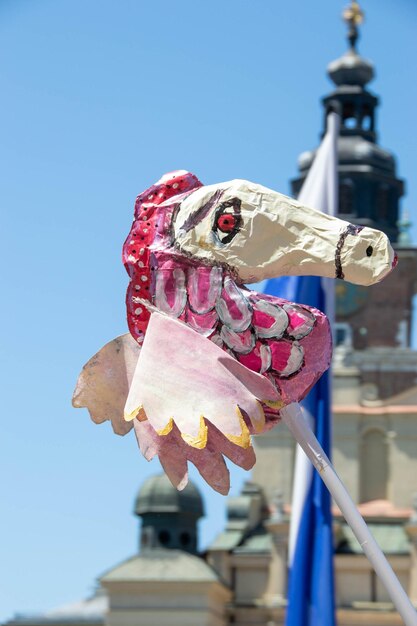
1;0;416;620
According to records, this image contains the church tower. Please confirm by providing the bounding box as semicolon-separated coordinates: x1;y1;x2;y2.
253;2;417;512
291;1;417;367
134;472;203;554
247;5;417;613
292;1;403;245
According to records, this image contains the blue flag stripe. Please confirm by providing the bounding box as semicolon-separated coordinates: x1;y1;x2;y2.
260;112;340;625
262;274;336;626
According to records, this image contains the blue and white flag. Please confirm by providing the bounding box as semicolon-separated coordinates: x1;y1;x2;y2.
262;113;340;626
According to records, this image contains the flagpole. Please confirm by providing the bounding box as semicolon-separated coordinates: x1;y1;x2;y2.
281;403;417;626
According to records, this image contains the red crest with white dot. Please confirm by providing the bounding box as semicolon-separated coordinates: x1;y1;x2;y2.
122;171;202;340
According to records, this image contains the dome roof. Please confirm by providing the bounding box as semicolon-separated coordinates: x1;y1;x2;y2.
134;473;204;518
298;136;395;174
101;550;220;583
327;50;374;87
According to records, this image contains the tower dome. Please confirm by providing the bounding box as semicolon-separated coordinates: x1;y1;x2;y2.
134;473;204;554
327;49;374;88
135;473;204;517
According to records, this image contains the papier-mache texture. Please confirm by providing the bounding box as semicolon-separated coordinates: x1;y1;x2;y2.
73;170;396;494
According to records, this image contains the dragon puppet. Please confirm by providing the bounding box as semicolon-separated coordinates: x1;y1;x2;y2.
73;170;396;495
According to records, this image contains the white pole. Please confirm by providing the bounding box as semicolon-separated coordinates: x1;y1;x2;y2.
281;403;417;626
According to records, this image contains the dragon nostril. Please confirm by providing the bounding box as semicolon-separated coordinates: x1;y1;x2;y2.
366;245;374;257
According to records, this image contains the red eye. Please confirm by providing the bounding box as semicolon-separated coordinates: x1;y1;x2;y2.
217;213;236;233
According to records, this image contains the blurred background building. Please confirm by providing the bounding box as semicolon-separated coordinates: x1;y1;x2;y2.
3;4;417;626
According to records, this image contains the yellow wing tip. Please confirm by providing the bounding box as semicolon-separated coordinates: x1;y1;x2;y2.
181;416;208;449
124;405;147;422
225;408;252;449
263;399;285;410
157;417;175;436
146;408;257;452
180;412;252;450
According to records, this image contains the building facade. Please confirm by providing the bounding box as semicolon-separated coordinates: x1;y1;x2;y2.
4;5;417;626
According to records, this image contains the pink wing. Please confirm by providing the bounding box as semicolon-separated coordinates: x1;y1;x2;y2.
123;312;281;494
72;334;139;436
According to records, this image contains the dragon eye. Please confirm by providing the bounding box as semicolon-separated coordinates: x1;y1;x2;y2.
216;213;236;233
212;197;242;245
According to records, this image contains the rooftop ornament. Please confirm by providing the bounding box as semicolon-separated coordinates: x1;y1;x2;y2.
342;0;364;51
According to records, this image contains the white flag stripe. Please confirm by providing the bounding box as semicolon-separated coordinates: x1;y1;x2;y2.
287;408;314;565
297;113;339;215
287;112;339;566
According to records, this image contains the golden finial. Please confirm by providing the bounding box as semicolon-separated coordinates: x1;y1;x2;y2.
342;1;364;50
343;1;364;27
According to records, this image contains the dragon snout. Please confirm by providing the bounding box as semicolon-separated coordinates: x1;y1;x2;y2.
339;225;396;286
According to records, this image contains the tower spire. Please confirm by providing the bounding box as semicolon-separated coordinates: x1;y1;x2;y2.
342;1;364;52
327;0;373;90
291;3;405;245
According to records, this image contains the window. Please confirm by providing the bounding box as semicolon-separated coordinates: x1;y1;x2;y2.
376;184;390;222
158;530;171;546
360;429;388;502
339;178;354;215
344;116;356;129
362;114;372;131
334;323;353;348
180;532;191;547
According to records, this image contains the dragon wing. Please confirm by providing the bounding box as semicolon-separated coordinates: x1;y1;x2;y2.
72;333;139;436
72;313;282;494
